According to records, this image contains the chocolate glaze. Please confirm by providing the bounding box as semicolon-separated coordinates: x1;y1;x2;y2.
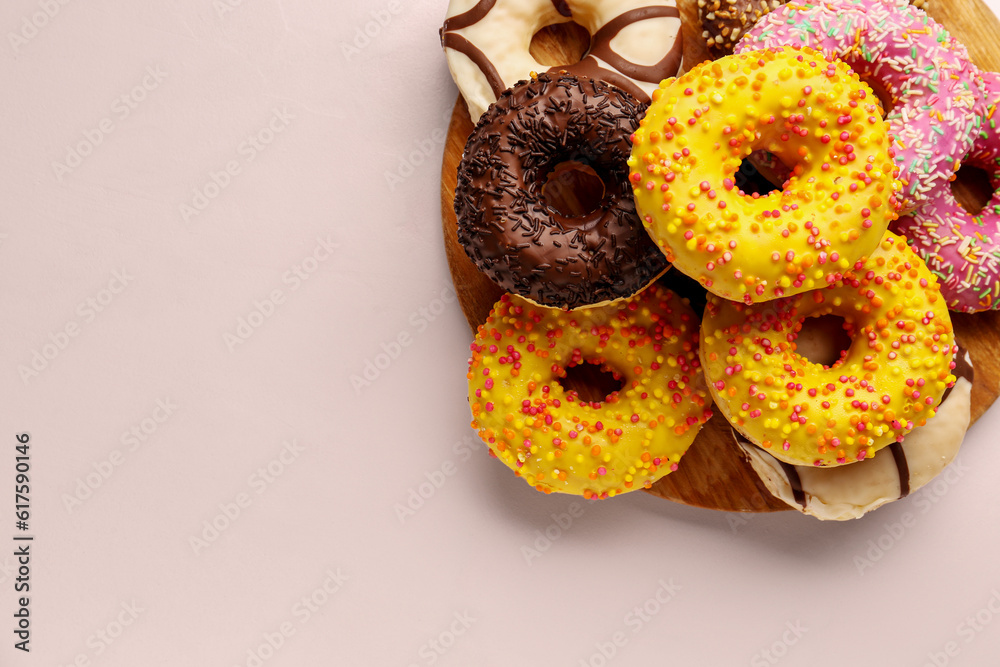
889;344;972;498
441;33;507;98
441;0;498;34
941;346;975;404
555;59;649;104
734;431;806;507
454;73;668;309
890;344;972;498
575;7;682;84
888;442;910;498
775;459;807;507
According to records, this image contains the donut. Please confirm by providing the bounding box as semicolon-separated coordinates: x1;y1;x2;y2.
466;284;713;498
628;47;899;304
892;71;1000;313
455;73;668;310
700;232;957;468
698;0;785;55
440;0;683;121
737;346;972;520
736;0;986;215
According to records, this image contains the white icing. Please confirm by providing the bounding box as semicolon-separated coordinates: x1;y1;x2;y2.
443;0;682;120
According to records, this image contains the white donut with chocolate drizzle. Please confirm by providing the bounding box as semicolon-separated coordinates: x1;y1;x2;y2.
440;0;683;121
738;347;974;521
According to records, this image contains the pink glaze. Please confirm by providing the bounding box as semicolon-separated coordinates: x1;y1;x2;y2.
893;71;1000;313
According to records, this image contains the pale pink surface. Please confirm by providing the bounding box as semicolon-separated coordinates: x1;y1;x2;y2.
0;2;999;666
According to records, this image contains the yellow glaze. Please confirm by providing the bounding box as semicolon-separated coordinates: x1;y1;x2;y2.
467;285;712;498
700;232;957;467
629;47;900;302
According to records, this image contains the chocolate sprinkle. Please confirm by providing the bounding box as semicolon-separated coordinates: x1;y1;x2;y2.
454;73;668;309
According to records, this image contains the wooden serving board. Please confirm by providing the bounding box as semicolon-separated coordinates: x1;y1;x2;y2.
441;0;1000;512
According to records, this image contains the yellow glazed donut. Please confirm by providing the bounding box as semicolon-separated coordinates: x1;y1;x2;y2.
467;285;713;498
737;348;972;520
700;232;956;468
628;47;899;303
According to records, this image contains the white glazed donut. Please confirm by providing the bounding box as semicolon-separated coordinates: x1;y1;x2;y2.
738;349;974;521
440;0;683;120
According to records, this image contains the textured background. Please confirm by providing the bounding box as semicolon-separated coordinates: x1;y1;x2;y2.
2;1;999;665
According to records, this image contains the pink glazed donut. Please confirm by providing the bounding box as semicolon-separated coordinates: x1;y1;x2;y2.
736;0;987;215
893;71;1000;313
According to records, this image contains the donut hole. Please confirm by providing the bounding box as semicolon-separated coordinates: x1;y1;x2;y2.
859;77;896;119
542;160;606;217
735;151;787;196
529;21;591;66
951;163;995;215
557;361;624;404
795;314;853;367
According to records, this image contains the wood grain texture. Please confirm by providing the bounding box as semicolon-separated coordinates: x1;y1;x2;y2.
441;0;1000;512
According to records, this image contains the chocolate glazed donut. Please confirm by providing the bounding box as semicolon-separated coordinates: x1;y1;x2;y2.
454;73;668;309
